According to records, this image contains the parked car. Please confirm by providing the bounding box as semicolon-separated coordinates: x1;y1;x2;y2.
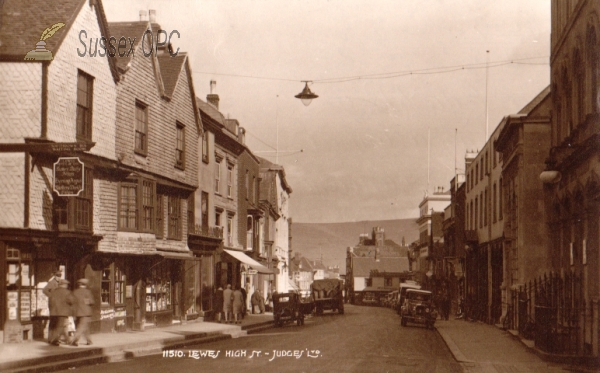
396;281;421;314
273;292;311;327
311;279;344;315
400;289;437;329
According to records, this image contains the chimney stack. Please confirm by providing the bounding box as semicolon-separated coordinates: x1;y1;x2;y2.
149;9;157;23
207;80;220;109
238;127;246;145
139;10;148;22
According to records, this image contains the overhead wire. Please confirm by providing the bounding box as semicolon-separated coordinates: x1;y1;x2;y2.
193;55;549;84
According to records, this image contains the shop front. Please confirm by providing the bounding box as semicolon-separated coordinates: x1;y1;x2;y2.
220;249;275;305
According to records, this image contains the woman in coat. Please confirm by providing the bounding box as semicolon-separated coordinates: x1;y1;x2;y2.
213;287;224;322
232;286;244;324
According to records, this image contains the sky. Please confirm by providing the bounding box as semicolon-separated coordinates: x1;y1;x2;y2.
104;0;551;223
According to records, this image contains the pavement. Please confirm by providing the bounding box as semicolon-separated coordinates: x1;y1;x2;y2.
0;313;274;373
435;318;599;373
1;311;598;373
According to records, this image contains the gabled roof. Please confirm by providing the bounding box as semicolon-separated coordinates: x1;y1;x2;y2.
0;0;83;59
106;21;149;72
351;257;409;277
0;0;119;81
258;156;292;194
518;85;551;115
196;98;225;126
157;53;186;99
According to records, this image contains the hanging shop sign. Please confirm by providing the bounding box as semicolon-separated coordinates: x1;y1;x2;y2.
53;157;84;196
247;269;258;275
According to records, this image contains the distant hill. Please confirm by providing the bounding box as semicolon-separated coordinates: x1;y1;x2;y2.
292;219;419;274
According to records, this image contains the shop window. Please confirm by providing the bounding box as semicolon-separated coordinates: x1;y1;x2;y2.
385;278;392;287
146;261;171;312
101;262;125;306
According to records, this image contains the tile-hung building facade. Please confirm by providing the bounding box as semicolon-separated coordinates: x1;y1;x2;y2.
495;87;551;327
540;0;600;358
0;0;119;342
99;15;200;331
464;121;505;324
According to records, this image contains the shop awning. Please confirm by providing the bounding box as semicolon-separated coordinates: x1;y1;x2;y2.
223;249;275;274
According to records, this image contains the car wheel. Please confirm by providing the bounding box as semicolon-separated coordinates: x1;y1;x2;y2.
339;306;344;314
401;317;407;327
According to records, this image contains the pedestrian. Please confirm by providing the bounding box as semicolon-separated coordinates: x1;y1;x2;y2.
70;278;94;346
223;284;233;323
214;286;224;322
232;286;244;324
43;270;62;344
441;292;450;320
240;284;247;319
251;289;265;314
48;279;74;346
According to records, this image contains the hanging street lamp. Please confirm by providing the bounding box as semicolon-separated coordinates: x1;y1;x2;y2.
295;81;318;106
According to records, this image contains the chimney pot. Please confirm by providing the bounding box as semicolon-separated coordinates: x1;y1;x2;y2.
139;10;148;22
207;81;220;109
149;9;157;23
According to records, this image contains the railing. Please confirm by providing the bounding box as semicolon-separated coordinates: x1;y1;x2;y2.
507;271;599;359
189;224;223;239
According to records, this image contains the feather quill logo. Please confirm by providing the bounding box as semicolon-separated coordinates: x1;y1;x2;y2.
24;22;66;61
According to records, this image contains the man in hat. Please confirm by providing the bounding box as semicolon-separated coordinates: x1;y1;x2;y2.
43;270;62;297
70;278;94;346
43;270;62;344
48;279;74;346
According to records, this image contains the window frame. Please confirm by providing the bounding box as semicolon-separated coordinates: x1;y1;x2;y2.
118;177;157;234
134;100;149;156
76;70;93;142
55;168;94;232
168;195;182;240
227;164;233;198
215;159;221;194
101;261;126;307
202;131;209;164
175;121;185;170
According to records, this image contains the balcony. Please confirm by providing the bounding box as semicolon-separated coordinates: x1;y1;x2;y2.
189;224;223;241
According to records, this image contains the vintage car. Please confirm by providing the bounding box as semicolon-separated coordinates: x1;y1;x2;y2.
311;279;344;315
400;289;437;329
396;281;422;314
273;292;311;327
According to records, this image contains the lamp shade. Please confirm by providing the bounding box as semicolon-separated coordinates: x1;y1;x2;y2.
539;170;561;184
295;82;318;106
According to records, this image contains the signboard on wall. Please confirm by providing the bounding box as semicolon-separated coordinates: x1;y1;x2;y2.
53;157;84;196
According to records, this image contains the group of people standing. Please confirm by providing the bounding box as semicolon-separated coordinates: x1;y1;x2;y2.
43;270;94;347
213;284;267;324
